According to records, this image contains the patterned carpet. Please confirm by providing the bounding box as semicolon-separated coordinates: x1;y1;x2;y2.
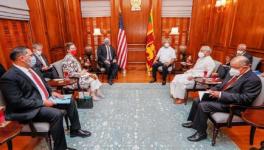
36;83;238;150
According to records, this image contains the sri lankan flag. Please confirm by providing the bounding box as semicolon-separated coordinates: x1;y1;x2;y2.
145;9;156;73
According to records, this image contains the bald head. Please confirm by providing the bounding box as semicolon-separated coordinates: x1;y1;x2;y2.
230;56;250;67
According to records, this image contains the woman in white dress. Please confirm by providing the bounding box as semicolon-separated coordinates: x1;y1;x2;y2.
62;42;103;100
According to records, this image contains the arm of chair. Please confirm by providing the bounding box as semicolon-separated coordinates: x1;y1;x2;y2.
28;121;37;137
227;104;264;127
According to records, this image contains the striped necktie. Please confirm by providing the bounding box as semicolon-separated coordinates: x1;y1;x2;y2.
28;69;49;99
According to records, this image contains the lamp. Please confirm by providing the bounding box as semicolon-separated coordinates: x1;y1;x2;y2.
93;28;102;36
169;27;179;35
215;0;226;12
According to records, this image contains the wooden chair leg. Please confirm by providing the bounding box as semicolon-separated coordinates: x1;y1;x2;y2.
212;126;219;146
250;126;256;145
184;90;189;105
7;140;12;150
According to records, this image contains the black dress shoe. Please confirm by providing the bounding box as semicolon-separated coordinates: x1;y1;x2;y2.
187;131;207;142
108;80;113;85
162;81;166;85
149;79;156;83
70;129;91;138
182;122;193;128
66;147;76;150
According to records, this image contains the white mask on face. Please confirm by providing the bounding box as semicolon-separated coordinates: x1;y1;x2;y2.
36;50;42;55
236;50;244;55
229;68;240;76
26;56;36;67
164;43;170;48
198;52;205;58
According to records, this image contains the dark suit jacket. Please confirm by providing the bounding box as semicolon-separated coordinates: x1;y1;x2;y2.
0;66;52;121
211;70;262;106
0;64;6;78
97;44;117;64
33;54;49;72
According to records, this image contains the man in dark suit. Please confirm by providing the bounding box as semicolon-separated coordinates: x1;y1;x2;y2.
0;46;91;150
217;44;253;79
0;63;6;77
32;43;59;79
182;56;262;142
97;38;118;85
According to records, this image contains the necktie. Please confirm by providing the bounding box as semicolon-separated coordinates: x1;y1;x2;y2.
107;46;112;60
222;76;238;91
28;69;49;99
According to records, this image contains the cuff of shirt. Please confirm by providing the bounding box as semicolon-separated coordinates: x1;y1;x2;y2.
219;92;222;100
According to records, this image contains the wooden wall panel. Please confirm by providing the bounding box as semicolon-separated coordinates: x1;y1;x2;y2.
0;19;32;68
189;0;264;71
82;17;111;57
161;17;190;49
110;0;162;64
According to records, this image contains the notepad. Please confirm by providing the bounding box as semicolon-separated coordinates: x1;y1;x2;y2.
49;94;72;104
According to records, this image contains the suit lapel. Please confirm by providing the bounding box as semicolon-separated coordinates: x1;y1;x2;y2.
13;66;39;90
224;71;251;90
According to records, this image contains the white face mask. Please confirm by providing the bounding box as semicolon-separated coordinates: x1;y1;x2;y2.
164;43;170;48
36;50;42;55
229;68;240;76
198;52;205;58
26;56;36;67
236;50;244;55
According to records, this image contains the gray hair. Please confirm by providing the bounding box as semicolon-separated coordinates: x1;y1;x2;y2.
237;44;247;50
104;38;110;45
32;42;43;49
200;45;212;53
10;46;28;61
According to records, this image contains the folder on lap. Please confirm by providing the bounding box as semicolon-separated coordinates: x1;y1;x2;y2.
49;94;72;104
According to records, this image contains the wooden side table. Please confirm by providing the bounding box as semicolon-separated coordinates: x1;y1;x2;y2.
0;121;22;150
48;78;77;93
242;108;264;148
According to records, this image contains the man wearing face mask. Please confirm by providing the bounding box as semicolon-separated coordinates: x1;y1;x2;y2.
170;46;216;104
149;39;176;85
97;38;119;85
181;56;262;142
217;44;253;79
32;43;59;79
0;46;92;150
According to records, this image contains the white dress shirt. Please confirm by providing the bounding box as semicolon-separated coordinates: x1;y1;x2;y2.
156;46;176;63
14;64;47;100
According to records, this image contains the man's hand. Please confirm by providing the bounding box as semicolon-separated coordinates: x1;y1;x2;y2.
187;76;194;81
208;90;220;99
52;92;64;98
113;59;117;63
164;62;170;67
43;99;55;107
42;66;49;71
104;60;110;64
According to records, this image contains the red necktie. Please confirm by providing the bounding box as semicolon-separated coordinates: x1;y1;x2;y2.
28;69;49;99
222;76;238;91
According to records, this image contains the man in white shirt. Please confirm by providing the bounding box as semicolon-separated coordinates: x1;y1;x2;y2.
150;40;176;85
170;46;216;104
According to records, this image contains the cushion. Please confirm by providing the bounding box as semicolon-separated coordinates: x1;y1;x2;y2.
251;56;262;71
214;60;221;72
252;76;264;106
158;66;173;72
211;112;243;123
52;59;64;78
21;122;50;133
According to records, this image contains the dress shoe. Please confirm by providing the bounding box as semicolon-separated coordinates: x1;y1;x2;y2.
182;122;193;128
70;129;91;138
108;80;113;85
187;131;207;142
92;96;102;101
162;81;166;85
149;79;156;83
66;147;76;150
175;99;185;104
97;92;105;98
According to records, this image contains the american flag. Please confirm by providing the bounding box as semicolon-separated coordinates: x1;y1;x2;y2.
117;13;128;69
